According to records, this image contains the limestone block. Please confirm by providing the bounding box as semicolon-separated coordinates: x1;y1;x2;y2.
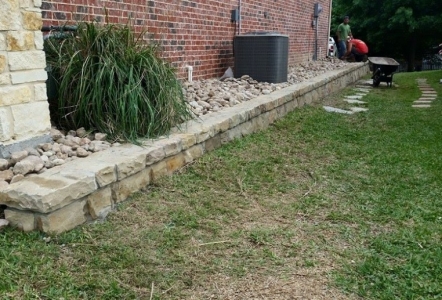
11;102;50;139
237;120;253;137
8;50;46;71
34;83;46;101
22;11;43;31
91;145;147;180
112;168;151;203
249;114;268;134
144;144;166;166
0;33;5;51
4;208;35;231
165;153;186;173
34;31;43;49
184;144;204;163
150;160;167;182
20;0;31;8
216;116;230;132
0;54;6;73
168;133;196;150
0;2;21;31
153;136;182;157
0;107;13;142
36;199;87;233
11;69;47;84
204;135;221;152
0;168;97;213
87;186;112;219
57;156;117;187
6;31;35;51
283;98;297;114
33;0;42;8
0;85;32;106
220;126;242;144
0;74;11;85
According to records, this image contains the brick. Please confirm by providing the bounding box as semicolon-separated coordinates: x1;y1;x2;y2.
37;199;87;233
8;50;46;71
10;69;47;84
4;208;36;231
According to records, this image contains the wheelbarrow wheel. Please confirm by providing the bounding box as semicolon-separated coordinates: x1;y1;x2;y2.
373;76;381;87
372;69;381;87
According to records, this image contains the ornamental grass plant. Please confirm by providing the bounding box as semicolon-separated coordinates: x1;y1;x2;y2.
44;21;192;142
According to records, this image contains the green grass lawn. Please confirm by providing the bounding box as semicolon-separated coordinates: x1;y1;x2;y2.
1;70;442;299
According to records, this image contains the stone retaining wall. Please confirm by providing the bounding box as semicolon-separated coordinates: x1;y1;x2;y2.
0;0;52;159
0;62;369;234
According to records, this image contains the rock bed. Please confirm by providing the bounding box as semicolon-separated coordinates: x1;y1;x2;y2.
0;58;348;189
184;58;347;117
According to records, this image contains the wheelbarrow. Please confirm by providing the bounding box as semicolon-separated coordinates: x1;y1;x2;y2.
367;57;400;87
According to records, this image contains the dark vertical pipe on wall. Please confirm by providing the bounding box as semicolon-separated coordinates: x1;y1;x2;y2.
238;0;241;35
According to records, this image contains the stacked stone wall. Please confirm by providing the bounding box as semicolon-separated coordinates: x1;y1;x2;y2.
0;0;51;158
0;63;370;233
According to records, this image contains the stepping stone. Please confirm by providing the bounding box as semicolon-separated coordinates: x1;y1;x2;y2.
418;97;436;100
419;87;434;90
343;99;367;104
354;88;371;93
414;101;433;104
412;104;431;108
345;95;363;99
323;106;354;114
349;107;369;112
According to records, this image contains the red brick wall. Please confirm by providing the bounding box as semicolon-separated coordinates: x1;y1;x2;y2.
41;0;331;80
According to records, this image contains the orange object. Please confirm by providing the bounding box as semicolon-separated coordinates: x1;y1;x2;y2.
350;39;369;54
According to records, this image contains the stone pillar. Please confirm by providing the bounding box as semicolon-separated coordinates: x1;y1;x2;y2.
0;0;51;158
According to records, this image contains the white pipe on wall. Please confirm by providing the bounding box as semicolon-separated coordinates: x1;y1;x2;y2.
186;65;193;82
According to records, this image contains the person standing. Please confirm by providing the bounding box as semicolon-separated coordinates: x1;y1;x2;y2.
336;16;353;59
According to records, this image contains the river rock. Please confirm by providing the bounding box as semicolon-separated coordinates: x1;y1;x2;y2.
0;159;8;171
